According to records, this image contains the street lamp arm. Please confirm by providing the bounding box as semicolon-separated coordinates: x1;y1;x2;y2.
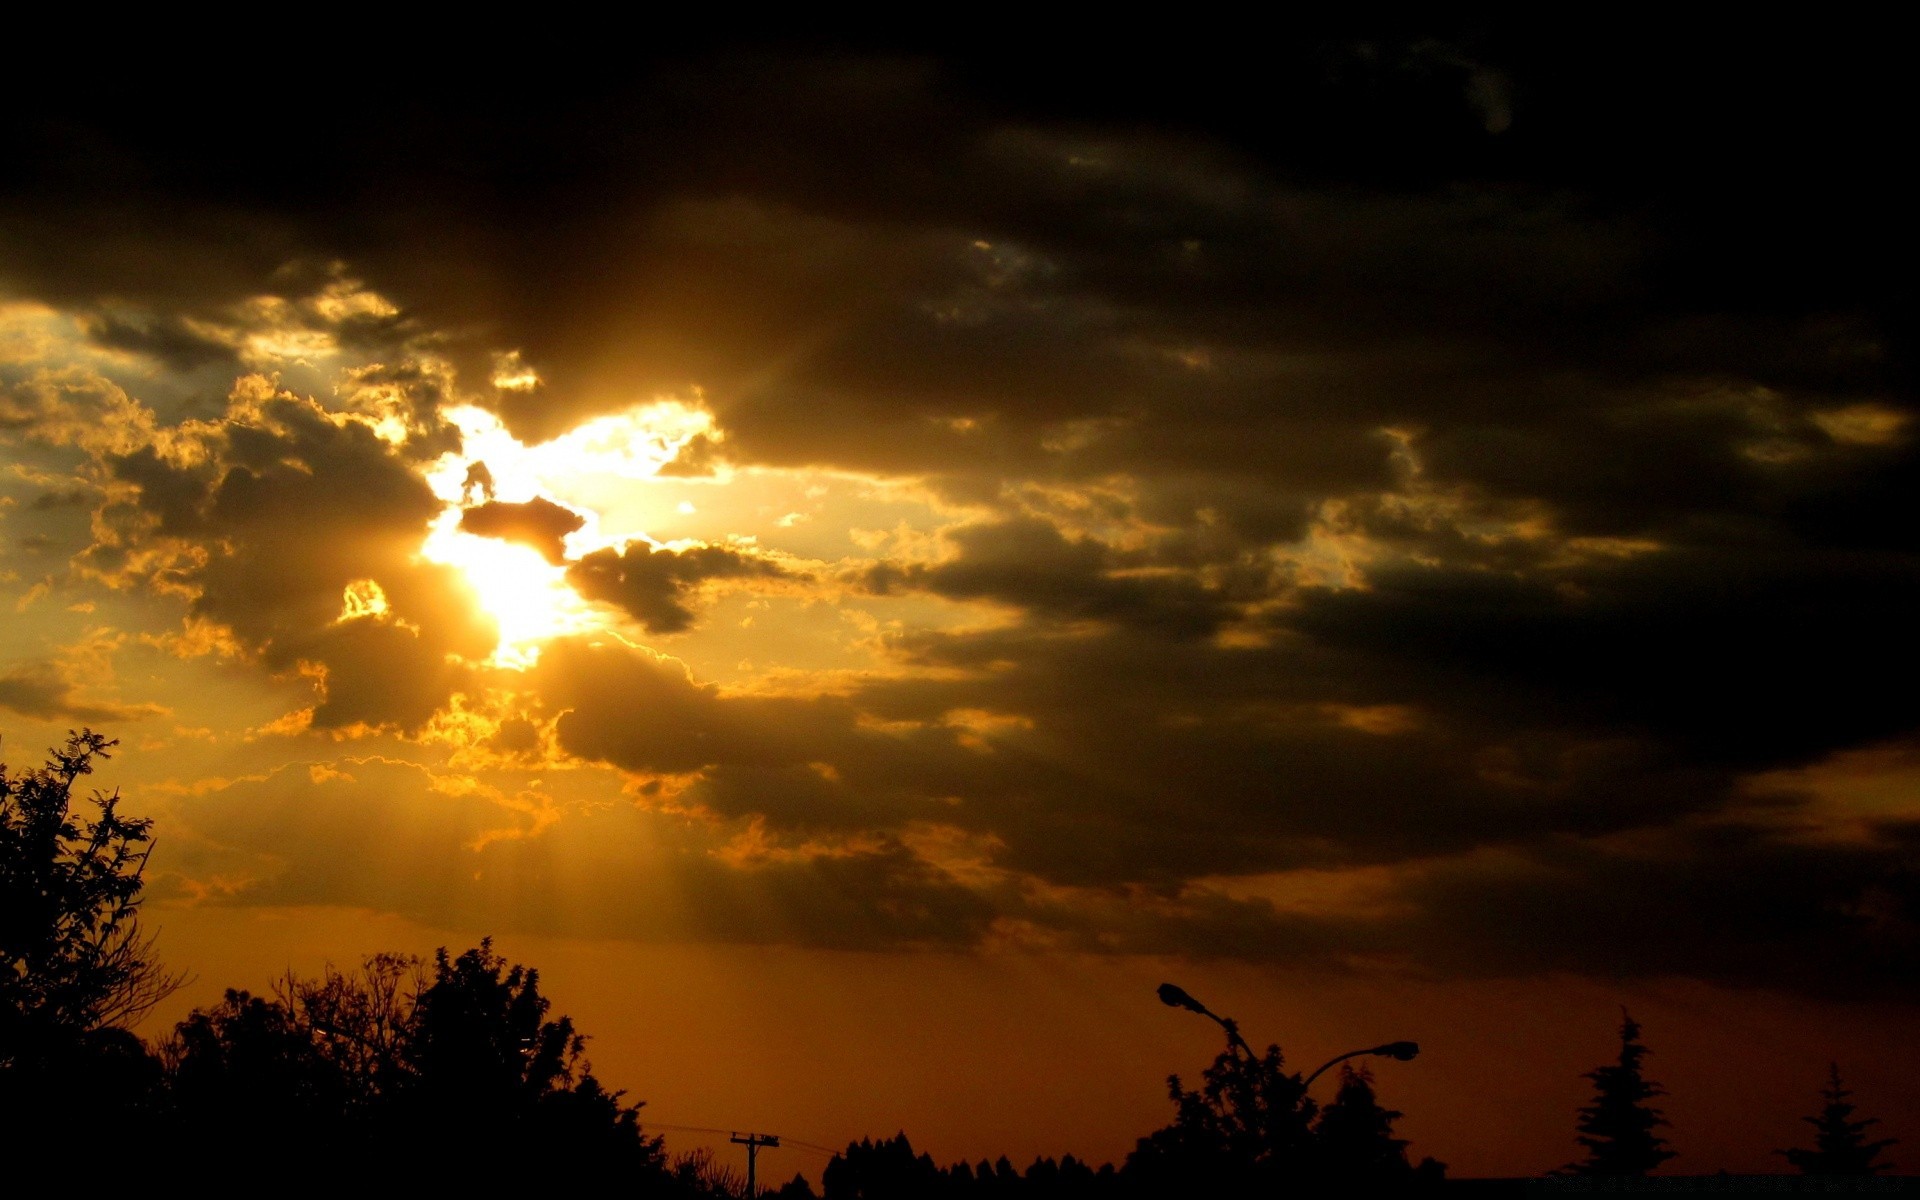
1303;1041;1420;1089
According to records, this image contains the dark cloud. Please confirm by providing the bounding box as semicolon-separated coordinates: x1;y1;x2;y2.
93;389;489;731
1287;543;1920;772
567;541;788;634
459;497;586;565
28;486;93;510
863;516;1235;638
0;661;161;723
78;310;236;372
1392;822;1920;1000
1;26;1915;995
655;432;724;477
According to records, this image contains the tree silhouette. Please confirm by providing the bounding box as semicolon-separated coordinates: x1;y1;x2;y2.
1;731;180;1057
1314;1064;1413;1182
1124;1040;1316;1196
1567;1009;1674;1176
671;1145;749;1197
1;730;177;1130
818;1138;1122;1200
163;987;360;1163
771;1174;820;1200
821;1132;945;1199
289;950;419;1103
161;940;674;1186
1779;1063;1897;1175
393;939;666;1177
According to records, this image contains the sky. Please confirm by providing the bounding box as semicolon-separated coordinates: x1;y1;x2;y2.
1;21;1914;1179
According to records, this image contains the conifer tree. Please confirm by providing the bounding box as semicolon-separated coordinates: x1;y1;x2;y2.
1568;1009;1674;1176
1314;1064;1412;1180
1779;1064;1897;1175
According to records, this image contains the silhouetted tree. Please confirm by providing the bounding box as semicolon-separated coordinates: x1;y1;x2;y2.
1779;1064;1897;1175
1;732;180;1056
162;987;360;1163
1314;1064;1412;1182
771;1172;820;1199
161;939;673;1186
391;939;665;1178
288;950;419;1102
672;1146;748;1197
819;1136;1129;1200
1123;1041;1316;1197
1;731;175;1128
1567;1009;1674;1176
822;1133;945;1200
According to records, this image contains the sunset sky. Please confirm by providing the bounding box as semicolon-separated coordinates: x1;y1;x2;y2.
2;22;1914;1179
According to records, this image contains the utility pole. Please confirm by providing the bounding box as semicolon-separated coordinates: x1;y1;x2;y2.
730;1131;781;1198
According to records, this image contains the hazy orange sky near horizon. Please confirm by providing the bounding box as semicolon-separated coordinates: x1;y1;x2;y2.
3;23;1916;1181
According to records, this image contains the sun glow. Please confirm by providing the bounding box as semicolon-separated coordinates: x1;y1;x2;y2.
416;400;719;666
425;402;719;521
420;511;601;667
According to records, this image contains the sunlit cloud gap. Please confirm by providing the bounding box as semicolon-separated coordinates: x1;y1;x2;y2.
416;400;720;666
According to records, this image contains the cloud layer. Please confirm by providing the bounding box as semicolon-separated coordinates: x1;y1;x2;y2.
0;27;1914;1000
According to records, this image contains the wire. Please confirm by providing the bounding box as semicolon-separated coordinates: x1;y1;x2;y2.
644;1122;841;1156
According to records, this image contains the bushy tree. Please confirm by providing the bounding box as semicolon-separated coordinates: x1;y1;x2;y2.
1779;1064;1897;1175
162;939;672;1186
397;939;662;1172
162;986;359;1165
2;731;176;1128
1;731;179;1061
1567;1010;1674;1176
1123;1041;1316;1196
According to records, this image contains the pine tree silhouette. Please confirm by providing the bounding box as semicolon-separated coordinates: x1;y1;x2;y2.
1568;1009;1674;1176
1779;1063;1897;1175
1314;1064;1412;1181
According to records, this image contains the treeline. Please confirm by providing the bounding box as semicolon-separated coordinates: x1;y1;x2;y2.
804;1055;1444;1198
49;945;682;1185
2;732;1904;1193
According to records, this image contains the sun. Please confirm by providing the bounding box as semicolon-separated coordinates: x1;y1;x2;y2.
419;512;602;667
413;400;718;666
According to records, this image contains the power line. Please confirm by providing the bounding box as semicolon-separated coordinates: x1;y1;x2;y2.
646;1121;840;1156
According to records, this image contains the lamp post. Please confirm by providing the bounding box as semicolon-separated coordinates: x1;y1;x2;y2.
1156;982;1254;1057
1156;982;1419;1087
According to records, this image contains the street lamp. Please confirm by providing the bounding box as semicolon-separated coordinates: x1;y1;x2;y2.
1303;1041;1420;1088
1156;982;1254;1057
1157;982;1418;1085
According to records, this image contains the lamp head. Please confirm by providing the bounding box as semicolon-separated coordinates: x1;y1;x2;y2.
1157;983;1209;1014
1376;1041;1420;1061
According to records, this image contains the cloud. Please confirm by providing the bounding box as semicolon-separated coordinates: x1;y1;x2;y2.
1;31;1915;998
89;382;491;732
153;756;999;952
0;660;163;723
1390;822;1920;999
567;541;789;634
862;516;1234;638
458;497;586;565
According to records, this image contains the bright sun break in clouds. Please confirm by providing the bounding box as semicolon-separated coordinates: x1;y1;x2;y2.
418;399;720;666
